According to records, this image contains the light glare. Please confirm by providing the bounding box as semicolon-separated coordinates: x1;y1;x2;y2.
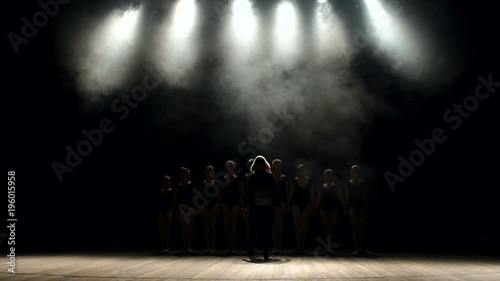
273;1;301;64
111;9;140;40
76;6;142;97
153;0;199;87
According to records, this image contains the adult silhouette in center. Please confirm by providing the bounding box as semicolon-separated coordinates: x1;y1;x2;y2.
243;155;281;260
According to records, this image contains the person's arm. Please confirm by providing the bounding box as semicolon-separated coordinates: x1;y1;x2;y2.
363;181;369;216
287;181;294;212
344;185;350;216
173;188;180;217
170;189;175;212
238;178;245;210
243;176;252;209
309;179;316;211
337;185;346;210
156;191;162;223
284;180;290;210
271;174;280;208
315;186;322;211
216;182;223;205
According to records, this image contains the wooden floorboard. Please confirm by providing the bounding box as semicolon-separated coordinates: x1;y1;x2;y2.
1;250;499;280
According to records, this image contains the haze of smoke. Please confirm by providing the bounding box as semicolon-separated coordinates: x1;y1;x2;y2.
53;0;457;175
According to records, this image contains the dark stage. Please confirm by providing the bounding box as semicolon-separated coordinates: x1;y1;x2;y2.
4;0;500;280
2;250;500;280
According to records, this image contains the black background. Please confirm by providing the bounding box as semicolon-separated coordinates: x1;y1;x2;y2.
4;0;499;253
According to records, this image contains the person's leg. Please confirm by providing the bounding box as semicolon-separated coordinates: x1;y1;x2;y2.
329;210;339;254
165;212;172;252
158;213;166;251
301;205;311;252
264;206;274;259
248;208;257;257
273;203;285;252
272;207;279;252
201;209;210;251
209;207;217;252
292;205;302;252
244;212;250;248
320;210;332;254
357;207;367;253
186;213;194;253
179;215;188;251
349;206;360;255
230;206;239;252
222;204;231;251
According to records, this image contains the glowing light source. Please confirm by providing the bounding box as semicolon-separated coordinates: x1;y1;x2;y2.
363;0;395;42
226;0;258;54
170;0;197;40
76;5;142;97
231;0;257;37
153;0;199;87
362;0;429;79
273;1;301;64
314;1;347;63
110;9;140;40
219;0;259;97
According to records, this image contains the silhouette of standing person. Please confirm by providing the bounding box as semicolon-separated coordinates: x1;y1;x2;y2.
157;175;174;254
316;169;346;256
289;164;315;254
221;160;242;254
346;165;370;256
198;166;221;254
174;167;197;254
271;159;290;254
244;155;281;260
241;158;254;253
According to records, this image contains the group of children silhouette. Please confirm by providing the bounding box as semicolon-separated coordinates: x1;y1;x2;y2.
157;155;370;260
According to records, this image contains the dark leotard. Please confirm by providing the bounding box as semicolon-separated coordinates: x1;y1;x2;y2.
175;182;196;209
347;180;367;212
275;176;288;204
319;184;341;214
198;180;221;210
222;175;240;209
158;188;174;213
291;178;314;211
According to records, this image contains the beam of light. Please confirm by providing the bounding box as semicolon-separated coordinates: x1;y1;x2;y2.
231;0;257;44
362;0;430;79
363;0;395;42
222;0;259;64
170;0;197;41
110;9;140;41
77;5;142;97
154;0;199;87
218;0;261;112
313;2;348;64
272;1;302;65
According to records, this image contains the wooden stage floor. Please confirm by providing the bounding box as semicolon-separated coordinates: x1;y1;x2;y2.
2;250;499;281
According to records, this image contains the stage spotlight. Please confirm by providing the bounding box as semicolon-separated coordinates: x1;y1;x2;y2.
273;1;301;64
170;0;197;40
76;5;142;96
363;0;395;42
317;0;328;4
110;9;140;41
362;0;429;79
230;0;257;44
314;0;347;63
153;0;199;87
